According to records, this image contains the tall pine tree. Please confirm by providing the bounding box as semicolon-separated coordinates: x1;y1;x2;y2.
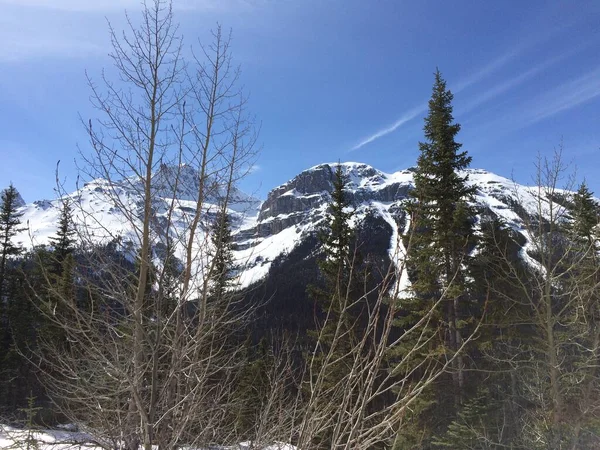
209;209;236;303
48;198;76;276
305;163;359;448
0;184;24;302
310;164;356;342
400;70;477;440
571;181;598;242
41;199;78;351
565;182;600;447
0;184;26;412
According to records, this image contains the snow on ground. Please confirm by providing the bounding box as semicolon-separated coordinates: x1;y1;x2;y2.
0;425;96;449
0;425;297;450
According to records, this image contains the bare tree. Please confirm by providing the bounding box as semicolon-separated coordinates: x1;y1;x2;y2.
30;1;258;449
480;149;600;449
258;223;484;449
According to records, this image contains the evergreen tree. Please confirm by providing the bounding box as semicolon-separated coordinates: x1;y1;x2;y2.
435;214;529;448
45;198;77;323
0;184;26;411
48;198;76;275
571;181;598;242
462;161;600;448
38;200;78;353
305;164;361;448
310;163;356;348
209;209;236;302
0;184;25;302
3;259;42;412
399;70;477;441
231;336;272;439
320;164;354;279
563;182;600;448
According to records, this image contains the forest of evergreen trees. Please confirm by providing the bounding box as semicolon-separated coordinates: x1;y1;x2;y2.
1;2;599;450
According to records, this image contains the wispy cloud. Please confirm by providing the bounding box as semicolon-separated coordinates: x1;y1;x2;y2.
248;164;261;174
453;50;521;94
0;0;262;12
349;48;523;151
453;26;568;94
0;35;103;62
0;7;104;61
0;0;263;61
349;40;538;152
465;65;600;151
0;0;142;12
350;104;426;152
457;47;582;116
348;25;574;152
523;66;600;125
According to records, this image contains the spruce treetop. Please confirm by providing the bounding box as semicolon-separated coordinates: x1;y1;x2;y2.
321;164;353;266
0;183;25;258
415;69;475;205
571;181;599;241
49;198;77;263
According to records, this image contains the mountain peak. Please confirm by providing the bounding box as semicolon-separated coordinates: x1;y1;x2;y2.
2;186;26;208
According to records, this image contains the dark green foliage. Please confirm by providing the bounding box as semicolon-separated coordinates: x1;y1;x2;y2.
19;395;42;450
0;250;47;416
0;184;28;414
0;184;25;301
231;337;273;439
48;199;76;275
397;69;478;443
408;70;477;292
433;387;509;449
406;69;477;307
571;181;599;241
562;184;600;448
1;200;79;417
320;164;354;274
408;71;477;324
210;210;236;302
310;164;356;333
305;164;362;447
43;200;77;346
435;214;529;449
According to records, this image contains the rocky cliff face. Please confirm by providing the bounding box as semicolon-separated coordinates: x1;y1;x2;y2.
251;163;412;238
232;162;582;287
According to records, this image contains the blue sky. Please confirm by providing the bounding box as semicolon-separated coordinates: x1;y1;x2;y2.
1;0;599;202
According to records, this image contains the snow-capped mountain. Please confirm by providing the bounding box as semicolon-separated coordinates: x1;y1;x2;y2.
15;163;260;245
12;162;575;288
233;162;570;287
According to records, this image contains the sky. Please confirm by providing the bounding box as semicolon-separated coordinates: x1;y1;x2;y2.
1;0;599;202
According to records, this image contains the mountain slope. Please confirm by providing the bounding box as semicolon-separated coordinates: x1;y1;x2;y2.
12;162;581;289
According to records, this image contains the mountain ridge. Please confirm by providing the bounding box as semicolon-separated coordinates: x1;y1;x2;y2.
9;161;585;288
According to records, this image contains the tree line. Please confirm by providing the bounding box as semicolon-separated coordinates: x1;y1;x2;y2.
1;1;599;449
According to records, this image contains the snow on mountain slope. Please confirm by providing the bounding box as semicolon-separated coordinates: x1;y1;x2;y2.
232;162;584;287
14;165;261;297
11;161;581;289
